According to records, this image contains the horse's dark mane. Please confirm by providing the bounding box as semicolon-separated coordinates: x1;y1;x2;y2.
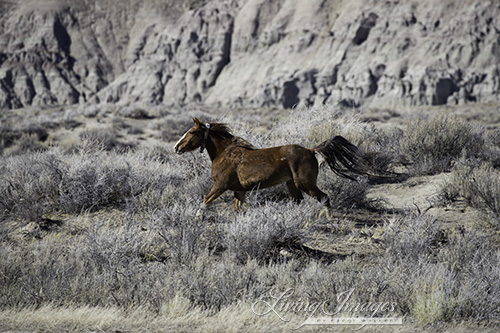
211;123;256;150
207;122;232;137
199;120;256;150
231;136;257;150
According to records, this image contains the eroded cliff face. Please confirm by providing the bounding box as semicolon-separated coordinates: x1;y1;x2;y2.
1;0;499;110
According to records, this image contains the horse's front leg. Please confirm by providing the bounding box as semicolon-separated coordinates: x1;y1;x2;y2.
204;183;228;204
196;183;227;217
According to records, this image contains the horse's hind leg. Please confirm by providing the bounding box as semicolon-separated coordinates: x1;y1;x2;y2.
286;180;304;203
233;191;246;211
302;185;332;220
289;160;329;206
303;185;330;207
289;151;331;219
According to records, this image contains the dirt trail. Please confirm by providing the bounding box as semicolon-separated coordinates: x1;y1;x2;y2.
367;173;481;229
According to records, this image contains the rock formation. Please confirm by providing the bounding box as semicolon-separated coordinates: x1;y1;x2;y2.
0;0;499;110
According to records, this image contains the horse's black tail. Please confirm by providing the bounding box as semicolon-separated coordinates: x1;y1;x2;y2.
314;136;372;180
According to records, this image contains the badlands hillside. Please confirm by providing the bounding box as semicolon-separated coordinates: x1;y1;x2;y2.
0;0;499;110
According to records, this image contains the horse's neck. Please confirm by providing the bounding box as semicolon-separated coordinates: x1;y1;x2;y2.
206;135;232;161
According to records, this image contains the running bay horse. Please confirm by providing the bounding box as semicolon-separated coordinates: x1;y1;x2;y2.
174;118;370;212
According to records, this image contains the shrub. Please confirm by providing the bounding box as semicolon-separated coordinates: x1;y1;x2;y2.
59;149;190;214
5;133;48;156
487;127;500;147
411;267;455;325
265;104;396;174
0;219;176;310
58;156;133;213
436;229;500;322
140;145;171;164
0;124;48;152
440;152;500;223
399;114;484;175
78;128;136;152
79;129;118;151
176;253;270;311
0;151;63;222
160;117;195;142
378;211;444;314
380;209;500;325
20;124;49;142
224;200;313;263
383;211;442;264
465;164;500;218
117;106;152;119
0;147;194;220
439;155;474;204
485;128;500;168
152;205;205;264
317;171;369;210
267;105;369;148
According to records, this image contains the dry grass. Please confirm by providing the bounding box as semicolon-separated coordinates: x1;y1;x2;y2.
0;302;299;333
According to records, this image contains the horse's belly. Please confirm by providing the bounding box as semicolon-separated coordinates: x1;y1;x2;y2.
258;173;292;189
236;161;292;190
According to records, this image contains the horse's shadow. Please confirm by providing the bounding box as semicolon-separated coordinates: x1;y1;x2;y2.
367;172;410;185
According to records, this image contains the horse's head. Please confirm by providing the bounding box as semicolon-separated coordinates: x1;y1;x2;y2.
173;118;210;154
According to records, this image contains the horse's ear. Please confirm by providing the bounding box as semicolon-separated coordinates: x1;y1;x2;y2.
193;117;201;126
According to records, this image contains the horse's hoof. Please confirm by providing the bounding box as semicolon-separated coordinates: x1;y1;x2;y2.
317;207;332;220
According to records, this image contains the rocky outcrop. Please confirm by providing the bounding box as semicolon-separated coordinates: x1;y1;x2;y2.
208;0;500;108
1;0;499;110
96;1;235;106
